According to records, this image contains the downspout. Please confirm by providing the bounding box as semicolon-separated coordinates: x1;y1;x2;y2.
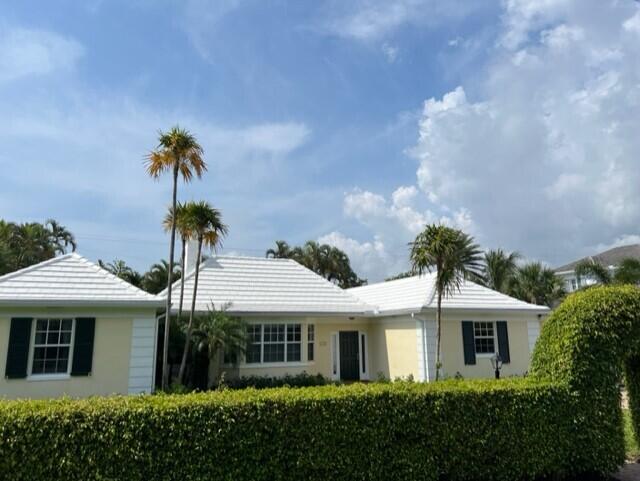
411;312;429;382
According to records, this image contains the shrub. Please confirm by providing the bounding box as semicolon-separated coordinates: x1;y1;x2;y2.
213;371;330;390
0;380;577;481
531;285;640;474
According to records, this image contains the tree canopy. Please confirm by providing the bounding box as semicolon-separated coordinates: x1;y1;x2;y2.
266;240;366;288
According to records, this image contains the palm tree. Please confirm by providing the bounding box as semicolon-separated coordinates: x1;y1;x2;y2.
574;259;612;286
478;249;520;293
145;126;207;389
98;259;143;287
163;203;192;326
409;224;482;380
178;201;228;384
191;305;247;388
45;219;77;253
266;240;292;258
142;260;181;294
509;262;566;307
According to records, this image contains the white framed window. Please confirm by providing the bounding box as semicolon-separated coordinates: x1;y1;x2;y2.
245;323;302;364
30;318;75;376
307;324;315;362
473;321;496;355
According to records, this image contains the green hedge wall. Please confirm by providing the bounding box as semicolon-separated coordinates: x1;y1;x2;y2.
0;380;577;481
530;285;640;474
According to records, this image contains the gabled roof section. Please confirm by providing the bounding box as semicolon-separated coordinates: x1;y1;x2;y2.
0;253;164;307
164;255;373;315
555;244;640;273
348;273;549;314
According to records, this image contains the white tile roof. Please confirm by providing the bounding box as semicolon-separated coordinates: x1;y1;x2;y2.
0;253;164;307
164;256;373;315
348;273;549;314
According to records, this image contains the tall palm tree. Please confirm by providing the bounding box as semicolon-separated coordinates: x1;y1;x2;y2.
266;240;292;259
146;126;207;389
163;203;192;326
410;224;482;380
509;262;566;307
178;201;228;383
98;259;144;287
478;249;520;293
574;259;612;286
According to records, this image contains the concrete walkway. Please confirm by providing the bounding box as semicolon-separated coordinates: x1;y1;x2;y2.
614;463;640;481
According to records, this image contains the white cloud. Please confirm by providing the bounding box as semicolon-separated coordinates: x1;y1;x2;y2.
623;10;640;33
322;0;640;277
321;0;489;41
381;42;399;62
0;26;83;83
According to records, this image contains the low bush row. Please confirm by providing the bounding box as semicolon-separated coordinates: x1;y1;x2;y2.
215;371;330;390
0;379;579;481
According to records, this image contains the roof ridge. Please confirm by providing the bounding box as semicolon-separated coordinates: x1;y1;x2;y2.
0;253;75;284
83;256;160;300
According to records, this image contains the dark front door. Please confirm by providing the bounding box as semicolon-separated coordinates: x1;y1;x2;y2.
339;331;360;381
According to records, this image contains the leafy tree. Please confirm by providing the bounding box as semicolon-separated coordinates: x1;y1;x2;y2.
477;249;520;293
192;305;247;388
574;259;612;286
575;257;640;287
265;240;366;288
98;259;144;287
179;201;228;384
142;260;181;295
410;224;482;380
146;126;207;389
509;262;566;307
614;258;640;285
385;271;414;281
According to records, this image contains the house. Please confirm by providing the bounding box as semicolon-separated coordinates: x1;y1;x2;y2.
555;244;640;292
0;253;164;399
171;251;549;383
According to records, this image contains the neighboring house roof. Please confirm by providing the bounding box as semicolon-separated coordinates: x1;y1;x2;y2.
555;244;640;273
163;255;373;315
0;253;164;307
348;273;549;315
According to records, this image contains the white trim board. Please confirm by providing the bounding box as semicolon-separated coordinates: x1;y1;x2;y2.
128;317;156;394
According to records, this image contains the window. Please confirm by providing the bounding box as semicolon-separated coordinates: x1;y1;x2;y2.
571;278;577;291
31;319;74;375
307;324;315;361
245;323;302;364
473;321;495;355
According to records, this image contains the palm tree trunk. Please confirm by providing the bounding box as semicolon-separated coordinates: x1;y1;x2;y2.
178;237;203;384
162;166;179;390
177;238;187;324
435;289;443;381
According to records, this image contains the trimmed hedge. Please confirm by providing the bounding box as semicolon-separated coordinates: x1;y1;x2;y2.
531;285;640;474
0;380;577;481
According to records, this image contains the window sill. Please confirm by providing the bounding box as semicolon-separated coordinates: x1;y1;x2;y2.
27;374;71;382
476;353;496;359
239;362;312;369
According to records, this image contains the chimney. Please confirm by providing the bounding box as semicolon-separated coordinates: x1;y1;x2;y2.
184;239;199;276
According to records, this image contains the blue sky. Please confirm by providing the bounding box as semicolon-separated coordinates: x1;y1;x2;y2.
2;0;640;281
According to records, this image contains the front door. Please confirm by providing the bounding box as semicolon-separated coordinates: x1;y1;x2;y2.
339;331;360;381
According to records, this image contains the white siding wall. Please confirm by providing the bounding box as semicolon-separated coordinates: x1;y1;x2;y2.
128;317;157;394
527;320;541;357
416;318;437;382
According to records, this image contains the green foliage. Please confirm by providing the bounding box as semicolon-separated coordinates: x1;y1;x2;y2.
476;248;520;293
531;285;640;473
266;240;366;288
0;379;581;481
508;261;566;307
0;219;76;275
384;270;414;281
212;372;330;390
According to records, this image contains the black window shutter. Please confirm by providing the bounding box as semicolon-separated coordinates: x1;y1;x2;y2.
5;318;33;379
461;321;476;365
71;318;95;376
497;321;510;364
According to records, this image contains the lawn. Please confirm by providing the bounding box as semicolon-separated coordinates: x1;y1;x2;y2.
624;409;640;460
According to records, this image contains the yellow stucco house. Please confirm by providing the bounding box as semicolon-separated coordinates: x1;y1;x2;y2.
171;252;549;383
0;253;163;399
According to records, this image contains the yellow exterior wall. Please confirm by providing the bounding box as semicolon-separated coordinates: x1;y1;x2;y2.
439;313;534;379
0;307;150;399
369;317;419;380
